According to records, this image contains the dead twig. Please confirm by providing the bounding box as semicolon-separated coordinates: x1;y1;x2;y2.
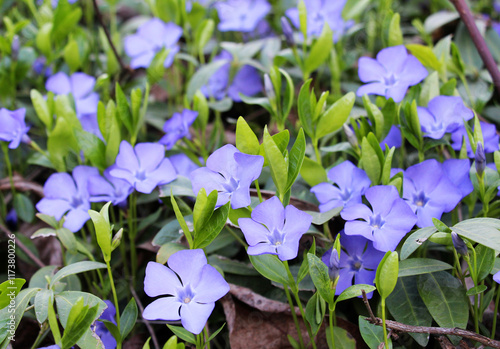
130;285;161;349
0;175;44;197
0;223;46;268
361;291;500;348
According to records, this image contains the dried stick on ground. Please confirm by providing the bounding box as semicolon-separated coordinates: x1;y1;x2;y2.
449;0;500;94
0;223;46;268
361;290;500;348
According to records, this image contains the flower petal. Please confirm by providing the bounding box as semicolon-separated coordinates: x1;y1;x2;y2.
180;301;215;334
63;208;90;232
46;72;71;95
143;297;181;321
192;264;229;303
144;261;182;297
358;57;385;83
250;196;284;231
70;73;96;99
168;249;207;287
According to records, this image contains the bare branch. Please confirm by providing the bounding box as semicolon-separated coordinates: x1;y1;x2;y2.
0;223;46;268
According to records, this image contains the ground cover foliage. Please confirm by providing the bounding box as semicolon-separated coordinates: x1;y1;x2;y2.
1;0;500;348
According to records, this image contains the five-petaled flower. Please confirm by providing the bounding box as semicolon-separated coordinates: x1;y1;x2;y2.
36;166;99;232
124;18;182;69
215;0;271;32
0;108;30;149
143;249;229;334
190;144;264;209
109;141;177;194
238;196;312;261
356;45;428;103
341;185;417;252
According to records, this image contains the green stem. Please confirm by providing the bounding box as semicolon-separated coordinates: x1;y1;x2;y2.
329;307;335;349
107;262;122;348
452;250;475;315
128;193;138;286
225;226;247;248
312;139;321;166
492;284;500;339
254;180;263;203
204;326;211;349
1;143;16;197
283;285;305;349
381;298;389;348
30;323;48;349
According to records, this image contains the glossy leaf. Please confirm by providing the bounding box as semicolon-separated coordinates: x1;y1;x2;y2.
249;254;289;285
398;258;453;277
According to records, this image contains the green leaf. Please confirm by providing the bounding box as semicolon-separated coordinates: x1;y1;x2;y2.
454;22;483;71
228;207;252;227
472;244;496;283
115;83;134;136
406;44;441;71
305;292;326;336
206;323;226;343
167;325;197;345
193;189;217;234
249;254;289;285
336;284;376;303
0;279;26;310
75;129;107;170
52;6;82;43
297;79;314;137
120;298;138;340
419;71;440;107
466;285;487;296
31;89;52;129
304;23;333;74
159;176;195;197
50;261;107;287
89;202;112;261
33;289;52;324
194;202;230;249
398;258;453;277
400;226;437;260
315;92;355;139
187;59;228;100
208;255;259;276
417;271;468;343
327;326;356;349
63;39;81;72
388;13;403;46
386;276;432;347
156;243;187;265
55;228;78;254
61;298;100;349
300;157;328;187
307;253;334;304
286;129;306;191
361;136;381;184
13;193;34;223
170;195;194;248
195;19;214;54
452;218;500;252
375;251;399;299
263;126;288;196
306;207;342;225
236;117;260;155
359;316;392;349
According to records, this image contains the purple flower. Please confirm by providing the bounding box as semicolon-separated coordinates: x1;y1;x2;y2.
442;159;473;198
451;122;499;158
201;51;262;102
37;346;60;349
238;196;312;261
356;46;428;103
94;301;117;349
311;160;371;212
124;18;182;69
109;141;177;194
88;168;133;207
380;125;402;149
281;16;295;46
190;144;264;209
46;72;99;119
36;166;99;232
402;159;463;228
322;232;385;299
341;185;417;252
0;108;30;149
215;0;271;32
159;109;198;149
494;270;500;284
285;0;352;42
170;153;200;177
418;96;473;139
143;249;229;334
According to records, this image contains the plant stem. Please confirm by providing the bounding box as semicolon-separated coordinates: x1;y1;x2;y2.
329;307;335;349
283;285;305;349
107;261;122;348
128;192;138;286
492;284;500;339
254;180;263;203
381;298;389;348
312;139;321;166
1;143;16;198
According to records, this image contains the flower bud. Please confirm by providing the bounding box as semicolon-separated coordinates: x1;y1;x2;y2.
11;36;20;61
280;16;295;47
343;124;359;149
327;248;340;282
475;142;486;178
451;231;468;256
264;74;275;101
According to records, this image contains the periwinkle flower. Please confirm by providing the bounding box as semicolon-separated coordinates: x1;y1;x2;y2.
356;45;428;103
88;168;133;207
324;248;340;282
494;270;500;284
281;16;295;46
33;56;52;77
418;96;473;139
0;108;30;149
238;196;312;261
170;153;200;177
36;166;99;232
124;18;182;69
451;121;499;158
190;144;264;209
215;0;271;32
451;232;468;256
380;125;402;149
94;300;117;349
285;0;353;42
341;185;417;252
442;159;473;198
46;72;99;119
143;249;230;334
322;232;385;298
311;160;371;212
159;109;198;150
37;346;60;349
109;141;177;194
401;159;462;228
201;51;262;102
